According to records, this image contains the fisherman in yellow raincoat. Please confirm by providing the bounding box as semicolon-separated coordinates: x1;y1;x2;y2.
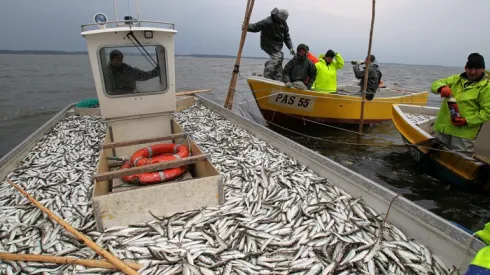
312;50;345;93
464;222;490;274
431;53;490;155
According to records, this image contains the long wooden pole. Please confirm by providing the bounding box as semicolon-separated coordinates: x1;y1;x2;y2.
6;179;140;275
0;253;143;271
358;0;376;135
224;0;255;110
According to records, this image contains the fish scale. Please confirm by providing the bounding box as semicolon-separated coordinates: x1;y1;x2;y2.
0;106;453;275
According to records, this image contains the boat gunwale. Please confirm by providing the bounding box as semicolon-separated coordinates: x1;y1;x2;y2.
195;94;484;266
247;76;430;100
0;103;76;181
392;104;434;141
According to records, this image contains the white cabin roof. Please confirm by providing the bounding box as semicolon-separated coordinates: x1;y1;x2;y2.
81;26;177;37
80;19;177;36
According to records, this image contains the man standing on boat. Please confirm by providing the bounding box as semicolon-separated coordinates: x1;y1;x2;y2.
282;44;317;90
312;49;345;93
352;55;382;100
244;7;294;80
431;53;490;154
104;50;161;95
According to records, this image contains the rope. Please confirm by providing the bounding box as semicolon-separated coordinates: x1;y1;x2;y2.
234;92;472;157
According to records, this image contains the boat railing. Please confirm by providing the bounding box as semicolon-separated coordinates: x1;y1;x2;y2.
81;20;175;32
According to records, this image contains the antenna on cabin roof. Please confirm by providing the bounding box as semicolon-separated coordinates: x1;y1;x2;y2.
136;0;141;20
113;0;119;21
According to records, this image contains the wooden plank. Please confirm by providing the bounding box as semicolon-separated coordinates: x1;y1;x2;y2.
102;132;191;149
94;155;208;181
175;89;211;96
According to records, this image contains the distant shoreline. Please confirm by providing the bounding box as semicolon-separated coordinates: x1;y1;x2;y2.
0;49;452;67
0;50;269;60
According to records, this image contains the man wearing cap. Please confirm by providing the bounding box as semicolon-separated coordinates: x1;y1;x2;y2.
430;53;490;154
245;7;295;80
282;44;317;90
104;50;161;95
352;54;382;100
312;49;345;93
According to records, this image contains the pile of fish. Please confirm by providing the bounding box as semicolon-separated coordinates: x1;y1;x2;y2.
0;115;106;274
0;104;456;274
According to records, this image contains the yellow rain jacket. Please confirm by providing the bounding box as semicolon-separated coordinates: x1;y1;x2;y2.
470;222;490;270
312;53;344;93
431;72;490;139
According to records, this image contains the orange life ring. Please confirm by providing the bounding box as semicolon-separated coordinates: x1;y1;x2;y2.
130;143;190;167
120;161;188;185
120;143;190;185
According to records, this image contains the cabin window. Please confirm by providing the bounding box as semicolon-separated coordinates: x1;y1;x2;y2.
99;45;168;96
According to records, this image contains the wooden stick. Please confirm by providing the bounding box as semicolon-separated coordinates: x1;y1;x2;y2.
358;0;376;136
5;179;140;275
94;154;208;181
0;252;143;271
176;89;212;96
224;0;255;110
102;132;191;149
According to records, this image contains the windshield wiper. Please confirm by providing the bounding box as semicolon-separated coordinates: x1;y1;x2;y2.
126;31;159;69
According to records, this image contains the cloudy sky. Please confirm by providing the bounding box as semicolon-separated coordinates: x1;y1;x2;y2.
1;0;489;66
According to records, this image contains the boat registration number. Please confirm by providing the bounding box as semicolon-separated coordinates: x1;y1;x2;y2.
267;91;316;112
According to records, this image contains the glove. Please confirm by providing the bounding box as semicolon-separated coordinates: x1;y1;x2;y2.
241;23;246;30
290;49;295;56
439;85;452;98
451;117;467;127
285;82;292;88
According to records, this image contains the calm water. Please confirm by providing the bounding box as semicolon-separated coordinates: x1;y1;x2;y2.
0;54;487;231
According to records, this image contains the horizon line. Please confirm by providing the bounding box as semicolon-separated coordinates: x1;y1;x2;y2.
0;49;458;68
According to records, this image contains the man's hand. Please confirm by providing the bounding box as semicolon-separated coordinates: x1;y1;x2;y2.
241;22;247;31
451;117;467;127
439;85;453;98
285;82;292;88
290;49;295;56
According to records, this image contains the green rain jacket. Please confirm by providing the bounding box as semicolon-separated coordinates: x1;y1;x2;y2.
431;72;490;139
470;222;490;269
312;53;345;93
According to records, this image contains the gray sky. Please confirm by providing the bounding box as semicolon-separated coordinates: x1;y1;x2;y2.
1;0;489;66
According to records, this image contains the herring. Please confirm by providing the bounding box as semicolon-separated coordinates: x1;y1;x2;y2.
0;105;455;274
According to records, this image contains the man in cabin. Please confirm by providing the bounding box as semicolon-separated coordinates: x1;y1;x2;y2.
104;50;160;95
430;53;490;155
244;7;295;80
352;55;382;100
282;44;317;90
312;49;345;93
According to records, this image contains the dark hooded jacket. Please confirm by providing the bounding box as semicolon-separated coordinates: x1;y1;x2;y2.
282;44;317;89
353;63;382;95
247;8;293;54
104;63;160;95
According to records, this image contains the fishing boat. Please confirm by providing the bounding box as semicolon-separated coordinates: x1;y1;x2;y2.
0;5;485;274
391;103;490;190
247;75;429;127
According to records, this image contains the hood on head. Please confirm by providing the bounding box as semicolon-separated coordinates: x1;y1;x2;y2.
271;7;288;21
